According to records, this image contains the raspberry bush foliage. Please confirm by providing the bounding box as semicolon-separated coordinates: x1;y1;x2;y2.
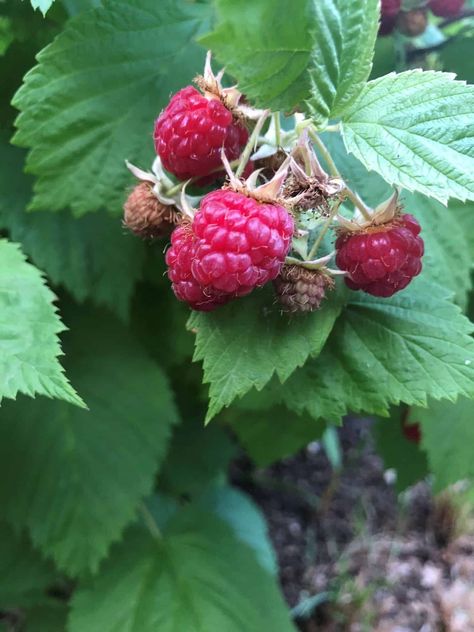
2;0;474;629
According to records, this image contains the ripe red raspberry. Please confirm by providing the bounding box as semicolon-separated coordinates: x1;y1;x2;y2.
191;190;294;297
429;0;465;17
382;0;401;17
123;182;178;239
154;86;248;181
402;416;422;445
335;214;424;297
165;225;229;312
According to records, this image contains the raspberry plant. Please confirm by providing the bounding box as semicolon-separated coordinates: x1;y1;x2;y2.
1;0;474;630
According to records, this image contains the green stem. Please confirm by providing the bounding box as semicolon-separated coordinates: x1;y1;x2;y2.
307;200;342;261
273;112;281;147
236;110;269;178
140;503;162;540
308;128;372;222
342;187;372;221
308;128;341;178
324;124;341;133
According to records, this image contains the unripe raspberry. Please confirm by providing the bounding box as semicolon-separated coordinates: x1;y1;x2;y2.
191;189;295;297
335;214;424;298
154;86;248;181
429;0;465;17
123;182;178;239
397;9;428;36
165;224;230;311
273;265;334;313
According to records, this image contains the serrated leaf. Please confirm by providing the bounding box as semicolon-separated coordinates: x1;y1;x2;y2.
0;306;179;575
69;508;296;632
341;71;474;204
0;239;83;408
373;411;428;492
0;523;57;609
410;398;474;492
307;0;380;126
189;286;345;422
0;141;146;321
278;279;474;422
158;418;237;497
200;0;313;112
24;603;68;632
196;485;278;576
12;0;211;215
229;404;325;467
30;0;55;16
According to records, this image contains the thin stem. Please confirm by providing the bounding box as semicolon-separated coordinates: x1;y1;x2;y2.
273;112;281;147
307;200;342;260
236;110;270;178
324;124;341;133
140;503;162;540
308;128;372;222
307;128;341;178
342;187;372;221
165;159;242;197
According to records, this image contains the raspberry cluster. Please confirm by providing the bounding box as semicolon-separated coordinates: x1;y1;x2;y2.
335;214;424;297
380;0;465;37
124;54;425;314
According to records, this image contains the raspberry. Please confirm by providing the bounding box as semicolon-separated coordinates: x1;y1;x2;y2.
154;86;248;181
335;214;424;297
123;182;178;239
165;225;229;312
273;265;334;313
402;417;422;445
397;9;428;36
381;0;401;17
429;0;465;17
379;0;401;35
191;189;294;297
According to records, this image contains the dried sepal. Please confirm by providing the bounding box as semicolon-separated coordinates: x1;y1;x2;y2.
337;190;401;233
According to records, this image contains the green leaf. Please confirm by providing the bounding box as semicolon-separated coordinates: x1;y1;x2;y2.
0;306;179;575
24;604;68;632
277;279;474;422
189;286;345;422
196;485;278;576
229;404;325;467
69;508;296;632
307;0;379;126
12;0;211;215
341;71;474;204
30;0;55;16
200;0;313;111
0;239;83;408
440;34;474;84
0;141;146;321
373;411;428;492
158;418;237;497
0;523;57;609
410;398;474;492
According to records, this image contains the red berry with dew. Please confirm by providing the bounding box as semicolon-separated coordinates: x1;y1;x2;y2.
154;86;248;181
165;224;230;312
335;214;424;297
191;189;295;298
429;0;465;17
